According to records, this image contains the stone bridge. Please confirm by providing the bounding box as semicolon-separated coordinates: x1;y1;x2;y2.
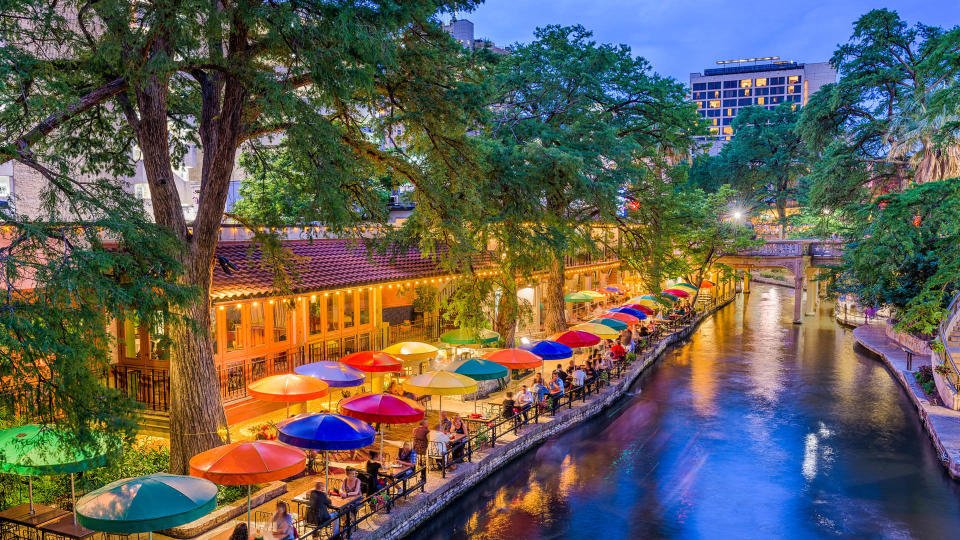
718;239;845;324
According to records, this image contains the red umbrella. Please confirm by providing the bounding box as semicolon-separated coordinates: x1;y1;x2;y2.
340;351;403;373
340;393;425;456
604;311;640;324
340;393;425;424
622;303;655;315
482;348;543;370
554;330;602;348
189;441;305;529
663;288;690;298
247;374;329;417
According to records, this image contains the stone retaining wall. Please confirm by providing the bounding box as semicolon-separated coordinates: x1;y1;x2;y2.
364;297;736;540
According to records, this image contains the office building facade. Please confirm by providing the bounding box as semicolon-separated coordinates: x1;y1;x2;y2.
690;57;836;154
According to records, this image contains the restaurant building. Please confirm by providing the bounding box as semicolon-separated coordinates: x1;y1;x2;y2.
108;228;623;432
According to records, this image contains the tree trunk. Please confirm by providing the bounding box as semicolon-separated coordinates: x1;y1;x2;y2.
494;276;519;347
543;255;567;333
167;278;228;473
776;197;787;239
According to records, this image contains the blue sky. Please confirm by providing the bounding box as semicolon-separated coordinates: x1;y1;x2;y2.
460;1;960;83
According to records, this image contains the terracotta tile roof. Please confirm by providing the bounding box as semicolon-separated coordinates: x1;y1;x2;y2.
210;239;448;300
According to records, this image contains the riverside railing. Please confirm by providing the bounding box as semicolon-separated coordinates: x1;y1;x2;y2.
935;294;960;390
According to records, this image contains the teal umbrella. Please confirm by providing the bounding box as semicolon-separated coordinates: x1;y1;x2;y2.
452;358;509;381
0;424;110;518
77;473;217;536
588;318;629;331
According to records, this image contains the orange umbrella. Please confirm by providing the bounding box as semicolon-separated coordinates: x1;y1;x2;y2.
189;441;305;530
482;348;543;370
247;374;329;417
340;351;403;373
700;279;716;288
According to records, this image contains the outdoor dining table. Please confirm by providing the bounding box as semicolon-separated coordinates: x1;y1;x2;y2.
377;463;413;481
0;504;70;540
291;488;360;520
38;515;96;540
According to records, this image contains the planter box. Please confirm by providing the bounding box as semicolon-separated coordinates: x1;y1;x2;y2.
884;323;932;356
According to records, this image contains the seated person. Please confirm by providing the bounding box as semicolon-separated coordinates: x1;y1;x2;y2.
450;414;469;436
502;392;516;419
427;428;455;470
412;419;429;457
549;374;564;396
438;412;452;434
306;481;339;535
365;451;383;483
517;385;534;420
341;469;362;498
397;441;417;466
533;380;550;403
572;366;586;387
229;523;248;540
387;381;404;397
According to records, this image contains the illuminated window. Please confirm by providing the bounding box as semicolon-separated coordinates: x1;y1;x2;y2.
725;135;732;140
708;126;719;135
755;78;767;87
713;90;721;98
309;299;323;334
359;290;370;325
226;305;242;351
708;100;721;108
787;75;800;84
757;97;765;105
326;296;339;332
726;108;734;116
739;79;752;88
251;302;265;346
343;292;354;330
273;302;288;342
712;118;719;126
723;126;734;135
786;85;796;94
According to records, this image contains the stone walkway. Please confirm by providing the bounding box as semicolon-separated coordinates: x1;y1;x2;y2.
853;324;960;478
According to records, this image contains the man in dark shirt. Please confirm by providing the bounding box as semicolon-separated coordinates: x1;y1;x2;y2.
502;391;516;419
412;419;429;457
307;481;338;536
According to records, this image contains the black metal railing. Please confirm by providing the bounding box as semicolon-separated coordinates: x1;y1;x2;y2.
110;365;170;412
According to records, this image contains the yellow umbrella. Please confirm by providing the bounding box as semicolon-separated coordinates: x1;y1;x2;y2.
673;283;699;294
383;341;439;363
569;323;620;339
403;370;479;418
578;290;606;300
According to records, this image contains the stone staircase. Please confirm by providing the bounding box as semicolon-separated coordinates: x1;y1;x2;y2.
138;410;170;438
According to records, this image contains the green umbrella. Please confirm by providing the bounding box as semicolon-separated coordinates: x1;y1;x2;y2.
0;425;110;518
77;473;218;537
564;292;594;303
588;317;628;331
452;358;509;381
440;328;500;346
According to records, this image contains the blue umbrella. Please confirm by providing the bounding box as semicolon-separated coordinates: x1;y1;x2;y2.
521;340;573;360
609;307;647;320
294;361;365;387
277;413;376;488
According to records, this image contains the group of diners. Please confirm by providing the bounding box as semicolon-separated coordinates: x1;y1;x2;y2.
410;411;471;471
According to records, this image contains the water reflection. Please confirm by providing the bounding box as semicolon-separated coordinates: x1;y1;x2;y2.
412;285;960;539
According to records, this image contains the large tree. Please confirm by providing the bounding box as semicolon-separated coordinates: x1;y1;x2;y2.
797;9;960;211
0;0;482;472
487;25;698;332
692;104;809;238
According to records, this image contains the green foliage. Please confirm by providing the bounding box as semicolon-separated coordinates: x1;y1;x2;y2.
915;365;937;397
840;179;960;334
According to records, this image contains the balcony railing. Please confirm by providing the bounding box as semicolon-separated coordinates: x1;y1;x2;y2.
109;365;171;412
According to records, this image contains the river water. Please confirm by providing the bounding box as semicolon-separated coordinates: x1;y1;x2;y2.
411;285;960;539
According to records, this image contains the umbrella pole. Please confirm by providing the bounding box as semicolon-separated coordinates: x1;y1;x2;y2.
286;402;290;418
70;473;76;525
28;477;34;514
246;484;252;533
324;450;330;490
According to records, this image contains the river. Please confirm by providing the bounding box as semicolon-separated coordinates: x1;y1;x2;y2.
410;284;960;539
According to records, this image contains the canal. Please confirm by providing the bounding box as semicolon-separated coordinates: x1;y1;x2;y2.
411;284;960;539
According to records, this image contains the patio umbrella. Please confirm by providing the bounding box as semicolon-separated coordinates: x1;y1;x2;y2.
295;361;365;410
553;330;601;349
660;292;681;302
640;294;674;307
569;323;619;340
0;424;110;520
520;341;573;361
451;358;509;381
663;288;690;298
339;351;402;373
588;318;629;331
76;473;217;537
247;374;329;418
439;328;500;346
700;279;716;288
403;370;478;420
382;342;439;363
340;394;425;457
277;413;376;488
483;348;544;370
618;304;654;316
604;286;622;293
604;311;640;325
189;441;305;531
674;282;699;293
579;290;606;300
563;292;594;303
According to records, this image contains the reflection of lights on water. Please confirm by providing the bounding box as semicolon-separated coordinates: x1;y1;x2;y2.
558;454;578;496
802;433;818;481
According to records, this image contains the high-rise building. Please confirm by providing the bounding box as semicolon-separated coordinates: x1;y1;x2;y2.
690;56;836;154
442;17;508;54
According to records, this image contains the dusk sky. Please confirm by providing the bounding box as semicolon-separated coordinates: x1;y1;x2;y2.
462;1;960;83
